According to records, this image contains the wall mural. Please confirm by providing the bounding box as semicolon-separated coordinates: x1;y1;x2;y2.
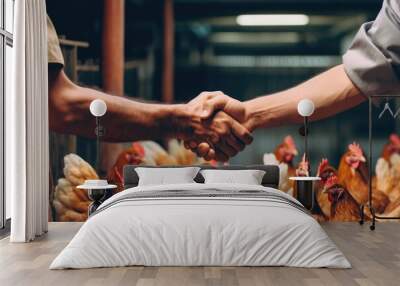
50;134;400;222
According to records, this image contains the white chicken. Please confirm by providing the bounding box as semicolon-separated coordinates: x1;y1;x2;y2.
263;153;291;195
376;153;400;202
53;154;98;221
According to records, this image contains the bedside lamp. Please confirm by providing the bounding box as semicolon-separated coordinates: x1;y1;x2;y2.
289;99;319;211
297;99;315;164
90;99;107;173
76;99;116;216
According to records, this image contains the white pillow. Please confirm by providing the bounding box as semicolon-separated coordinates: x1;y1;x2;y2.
200;169;266;185
135;167;200;186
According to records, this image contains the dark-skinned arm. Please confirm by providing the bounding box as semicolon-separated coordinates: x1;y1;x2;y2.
49;66;187;142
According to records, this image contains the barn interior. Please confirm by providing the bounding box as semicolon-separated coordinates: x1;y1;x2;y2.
46;0;390;182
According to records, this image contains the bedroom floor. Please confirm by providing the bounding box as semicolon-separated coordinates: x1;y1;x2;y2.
0;223;399;286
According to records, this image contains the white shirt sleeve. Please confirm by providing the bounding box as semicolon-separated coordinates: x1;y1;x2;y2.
343;0;400;98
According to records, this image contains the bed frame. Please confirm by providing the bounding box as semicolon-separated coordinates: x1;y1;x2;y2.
359;95;400;230
123;165;280;189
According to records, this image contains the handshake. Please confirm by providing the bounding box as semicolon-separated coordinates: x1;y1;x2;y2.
171;91;255;162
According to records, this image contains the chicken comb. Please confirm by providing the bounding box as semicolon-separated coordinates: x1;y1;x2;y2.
283;135;296;149
131;142;146;157
318;158;329;173
325;174;339;186
389;134;400;146
348;142;363;157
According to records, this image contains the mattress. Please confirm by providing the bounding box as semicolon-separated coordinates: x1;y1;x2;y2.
50;183;351;269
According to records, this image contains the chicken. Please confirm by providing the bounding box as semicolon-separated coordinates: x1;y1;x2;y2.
376;152;400;219
107;142;147;193
107;140;211;192
263;135;298;194
263;153;290;193
315;158;339;219
168;140;208;166
376;153;400;202
274;135;298;176
53;154;98;221
380;134;400;162
323;175;361;222
338;143;389;214
375;134;400;202
140;141;177;166
380;196;400;220
134;140;209;167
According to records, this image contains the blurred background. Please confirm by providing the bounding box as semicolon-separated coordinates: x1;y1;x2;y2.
46;0;391;175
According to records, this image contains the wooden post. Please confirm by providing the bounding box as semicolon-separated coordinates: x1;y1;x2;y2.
102;0;125;96
100;0;125;176
162;0;174;103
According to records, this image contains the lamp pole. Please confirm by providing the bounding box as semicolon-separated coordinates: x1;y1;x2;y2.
304;116;308;162
90;99;107;175
95;116;101;173
297;99;314;173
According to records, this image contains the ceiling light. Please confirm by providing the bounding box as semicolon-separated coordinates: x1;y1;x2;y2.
236;14;310;26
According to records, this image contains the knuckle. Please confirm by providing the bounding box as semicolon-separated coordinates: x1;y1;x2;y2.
220;128;229;136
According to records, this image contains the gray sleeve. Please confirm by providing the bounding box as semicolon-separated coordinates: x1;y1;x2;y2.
343;0;400;98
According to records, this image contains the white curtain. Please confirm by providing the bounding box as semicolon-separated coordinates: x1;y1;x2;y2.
7;0;49;242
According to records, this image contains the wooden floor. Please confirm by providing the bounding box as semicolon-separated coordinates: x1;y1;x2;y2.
0;222;399;286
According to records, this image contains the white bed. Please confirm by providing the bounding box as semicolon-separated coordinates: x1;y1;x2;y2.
50;183;351;269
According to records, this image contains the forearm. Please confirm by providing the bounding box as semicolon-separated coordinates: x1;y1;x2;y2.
49;71;183;142
244;64;366;131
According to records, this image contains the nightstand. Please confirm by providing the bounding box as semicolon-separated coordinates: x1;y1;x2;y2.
289;177;320;210
77;180;117;215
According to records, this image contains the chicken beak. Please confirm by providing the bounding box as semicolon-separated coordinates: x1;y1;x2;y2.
292;149;298;156
359;156;366;163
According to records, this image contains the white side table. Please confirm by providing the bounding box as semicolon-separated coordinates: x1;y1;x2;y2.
289;177;321;210
77;180;117;216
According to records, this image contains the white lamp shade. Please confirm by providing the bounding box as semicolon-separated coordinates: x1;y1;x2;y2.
90;99;107;117
297;99;315;117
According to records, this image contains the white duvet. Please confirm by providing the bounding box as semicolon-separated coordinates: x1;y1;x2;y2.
50;183;350;269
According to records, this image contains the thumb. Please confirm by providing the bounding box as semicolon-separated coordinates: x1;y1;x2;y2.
200;96;228;119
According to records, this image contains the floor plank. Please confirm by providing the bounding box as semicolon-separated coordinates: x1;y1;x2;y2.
0;222;399;286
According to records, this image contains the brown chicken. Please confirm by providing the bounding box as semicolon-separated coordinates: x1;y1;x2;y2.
107;142;146;193
274;135;298;176
324;175;361;222
107;140;210;193
338;143;389;214
315;158;339;219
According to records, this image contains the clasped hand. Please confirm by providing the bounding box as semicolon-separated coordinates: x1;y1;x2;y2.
177;91;253;162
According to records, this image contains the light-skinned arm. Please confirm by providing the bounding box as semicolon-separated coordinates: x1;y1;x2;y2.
244;65;366;131
189;65;367;159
